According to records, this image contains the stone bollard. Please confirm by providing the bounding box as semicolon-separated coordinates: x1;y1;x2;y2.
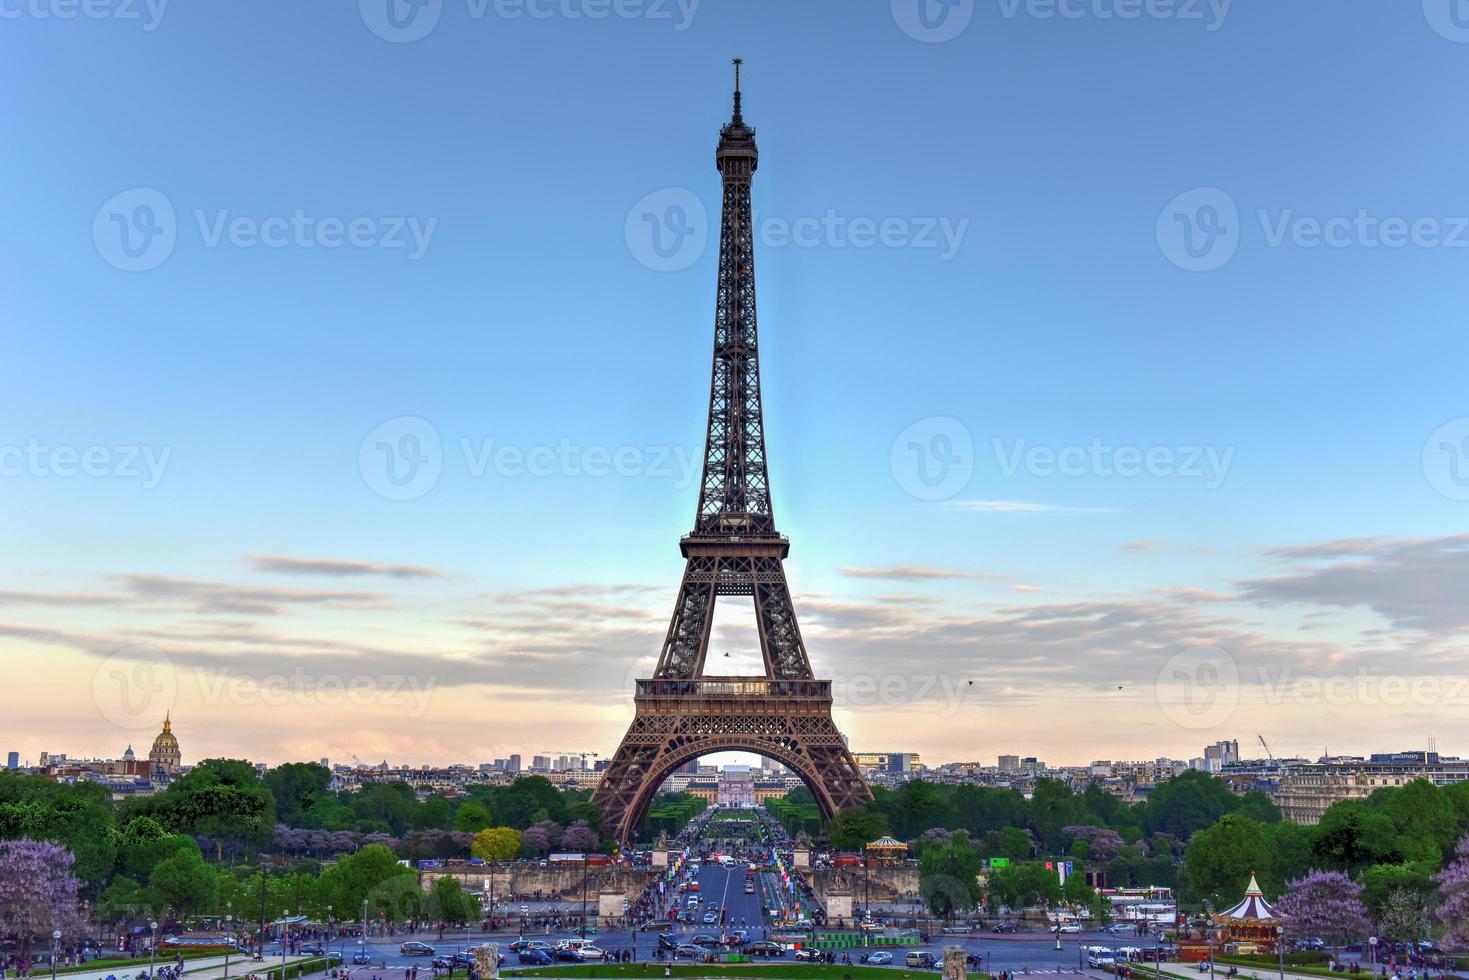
944;945;968;980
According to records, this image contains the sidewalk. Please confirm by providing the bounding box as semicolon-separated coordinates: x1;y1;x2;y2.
33;954;317;980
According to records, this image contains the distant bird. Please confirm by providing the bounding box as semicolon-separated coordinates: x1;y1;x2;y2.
967;680;974;686
724;651;731;657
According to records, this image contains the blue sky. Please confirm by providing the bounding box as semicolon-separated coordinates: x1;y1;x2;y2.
3;0;1468;769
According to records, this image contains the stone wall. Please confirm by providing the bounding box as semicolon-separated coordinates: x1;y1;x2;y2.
419;864;655;903
808;865;921;907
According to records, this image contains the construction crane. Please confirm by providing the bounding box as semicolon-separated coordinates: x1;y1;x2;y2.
1257;735;1273;761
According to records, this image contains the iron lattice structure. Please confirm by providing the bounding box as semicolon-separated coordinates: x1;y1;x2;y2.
594;63;873;844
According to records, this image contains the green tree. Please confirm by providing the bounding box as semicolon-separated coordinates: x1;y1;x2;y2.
826;807;891;852
918;831;983;919
453;802;493;834
1143;770;1246;839
262;763;332;826
318;843;414;916
149;847;219;920
1184;815;1276;906
1312;801;1402;873
471;827;521;862
986;861;1061;911
143;759;276;859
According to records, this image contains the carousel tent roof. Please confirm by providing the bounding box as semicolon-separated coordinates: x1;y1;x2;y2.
1218;873;1279;920
866;836;906;849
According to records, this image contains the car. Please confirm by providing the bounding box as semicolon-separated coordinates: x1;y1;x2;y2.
702;912;718;924
745;882;756;893
692;935;720;948
657;934;679;952
674;945;705;959
795;948;822;962
1057;923;1083;934
351;951;372;965
452;951;479;968
906;952;939;969
992;921;1018;933
554;948;586;963
578;946;606;961
508;940;550;953
299;944;327;956
431;957;454;970
868;952;893;965
517;951;552;966
400;942;436;956
747;942;784;958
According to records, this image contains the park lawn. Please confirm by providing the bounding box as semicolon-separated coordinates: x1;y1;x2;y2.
42;950;233;976
504;966;988;980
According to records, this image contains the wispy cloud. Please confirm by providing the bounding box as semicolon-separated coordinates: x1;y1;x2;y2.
111;574;385;616
250;556;444;580
838;565;991;581
942;499;1119;514
1238;534;1469;634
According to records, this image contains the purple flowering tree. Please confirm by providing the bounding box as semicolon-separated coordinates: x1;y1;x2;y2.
1274;870;1370;958
561;821;600;853
1435;835;1469;948
521;821;563;856
1064;825;1124;862
0;840;86;946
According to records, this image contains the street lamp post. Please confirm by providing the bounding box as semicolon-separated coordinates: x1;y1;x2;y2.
1277;926;1286;980
51;929;61;980
1369;937;1378;970
281;910;290;980
148;921;158;980
1202;905;1217;980
580;858;589;940
326;906;333;961
223;916;234;980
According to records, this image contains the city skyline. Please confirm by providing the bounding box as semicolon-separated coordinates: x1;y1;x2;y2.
5;3;1469;773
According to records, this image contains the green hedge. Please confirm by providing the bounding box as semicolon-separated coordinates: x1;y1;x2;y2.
259;956;337;980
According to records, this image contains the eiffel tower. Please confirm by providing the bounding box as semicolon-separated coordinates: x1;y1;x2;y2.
593;61;873;844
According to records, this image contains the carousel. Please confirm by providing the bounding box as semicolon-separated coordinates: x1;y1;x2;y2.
1213;873;1283;953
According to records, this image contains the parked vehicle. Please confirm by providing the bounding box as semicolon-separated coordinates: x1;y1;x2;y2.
747;942;784;958
400;942;435;956
674;944;705;959
516;950;552;966
554;948;586;963
907;951;938;968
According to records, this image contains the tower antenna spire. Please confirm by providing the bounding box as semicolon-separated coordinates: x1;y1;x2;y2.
732;57;743;124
